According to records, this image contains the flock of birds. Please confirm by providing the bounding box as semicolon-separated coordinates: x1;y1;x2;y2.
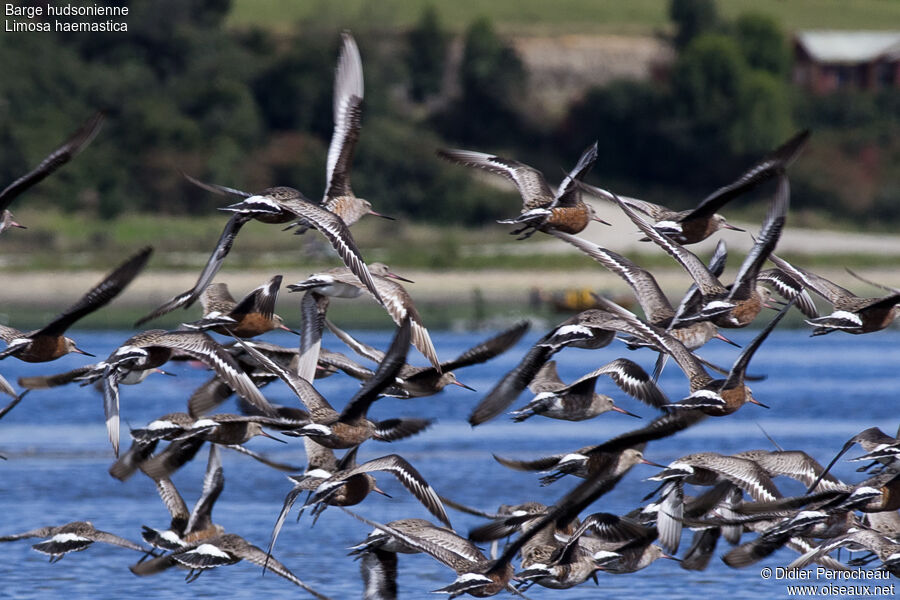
1;30;899;599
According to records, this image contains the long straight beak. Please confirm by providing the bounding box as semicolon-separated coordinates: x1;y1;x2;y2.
662;554;682;562
370;211;395;221
73;346;95;357
279;324;302;336
385;272;415;283
723;222;745;232
372;485;392;498
154;368;177;377
10;221;25;229
592;216;611;226
452;379;477;392
640;458;666;468
611;405;641;418
748;397;770;409
259;430;288;443
715;332;740;347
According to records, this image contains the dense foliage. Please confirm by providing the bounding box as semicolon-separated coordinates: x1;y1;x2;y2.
0;0;895;227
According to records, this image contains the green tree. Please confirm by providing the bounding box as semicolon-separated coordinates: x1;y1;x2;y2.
438;17;526;145
672;34;747;130
670;0;719;49
559;80;672;181
733;12;790;77
729;70;793;154
252;33;334;136
406;5;448;103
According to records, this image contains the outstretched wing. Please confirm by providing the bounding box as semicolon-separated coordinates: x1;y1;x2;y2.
38;247;152;337
324;31;364;202
0;112;105;211
438;148;552;210
683;129;809;221
136;214;250;325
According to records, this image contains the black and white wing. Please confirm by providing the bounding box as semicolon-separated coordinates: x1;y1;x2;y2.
437;148;552;210
136;214;250;325
324;31;364;203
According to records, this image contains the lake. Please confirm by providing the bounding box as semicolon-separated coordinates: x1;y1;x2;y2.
1;327;898;599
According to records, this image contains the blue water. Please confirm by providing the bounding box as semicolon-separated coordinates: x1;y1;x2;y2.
1;328;898;599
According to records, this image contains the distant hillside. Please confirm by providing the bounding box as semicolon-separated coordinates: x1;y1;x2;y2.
227;0;900;35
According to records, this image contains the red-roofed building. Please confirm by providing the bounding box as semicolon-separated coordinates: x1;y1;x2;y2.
794;31;900;93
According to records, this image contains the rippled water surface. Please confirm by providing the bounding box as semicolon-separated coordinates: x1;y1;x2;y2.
1;328;898;599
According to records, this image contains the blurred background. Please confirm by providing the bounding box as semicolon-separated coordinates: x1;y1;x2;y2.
1;0;898;329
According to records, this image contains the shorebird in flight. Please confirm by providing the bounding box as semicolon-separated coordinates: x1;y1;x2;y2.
0;112;105;235
438;142;607;239
0;246;151;363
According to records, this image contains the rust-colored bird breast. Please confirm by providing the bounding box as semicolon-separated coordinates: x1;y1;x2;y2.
217;313;275;338
17;335;68;363
548;205;592;234
717;296;762;329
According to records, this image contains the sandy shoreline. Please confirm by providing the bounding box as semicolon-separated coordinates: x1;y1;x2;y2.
4;199;900;310
3;264;899;311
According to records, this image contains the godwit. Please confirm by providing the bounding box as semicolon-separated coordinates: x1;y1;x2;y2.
342;508;513;598
0;112;105;235
609;175;807;328
325;318;528;397
579;129;809;244
769;253;900;335
0;521;146;562
543;511;675;578
467;503;590;591
17;361;173;392
302;453;450;525
510;359;665;422
266;440;357;554
182;276;297;338
805;427;900;493
287;31;392;233
0;246;151;363
721;500;873;569
290;263;442;372
468;308;623;426
550;230;734;347
161;532;333;596
238;319;431;449
438;142;605;239
647;452;782;553
467;445;653;594
592;293;788;418
349;518;475;558
110;411;300;482
85;328;277;456
495;445;655;487
136;182;382;325
139;444;225;554
137;414;298;480
267;446;450;563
